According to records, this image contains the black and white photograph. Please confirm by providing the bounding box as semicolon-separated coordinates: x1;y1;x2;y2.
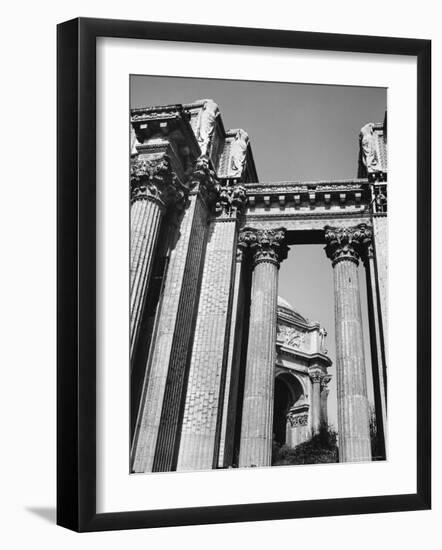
129;76;388;474
0;1;435;544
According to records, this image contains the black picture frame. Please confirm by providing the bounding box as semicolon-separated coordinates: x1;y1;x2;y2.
57;17;431;532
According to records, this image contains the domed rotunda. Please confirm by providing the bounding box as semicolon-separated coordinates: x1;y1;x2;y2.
273;297;332;448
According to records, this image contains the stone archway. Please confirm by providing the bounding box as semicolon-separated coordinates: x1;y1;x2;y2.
273;373;304;446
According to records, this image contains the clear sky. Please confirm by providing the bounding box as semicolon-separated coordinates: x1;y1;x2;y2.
131;75;387;430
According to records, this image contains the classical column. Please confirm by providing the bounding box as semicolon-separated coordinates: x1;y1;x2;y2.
238;228;288;468
320;376;331;427
176;184;247;471
129;155;186;361
325;224;372;462
131;155;219;473
217;245;246;468
309;371;322;435
364;241;387;458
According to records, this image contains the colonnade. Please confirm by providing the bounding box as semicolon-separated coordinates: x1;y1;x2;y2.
130;151;384;471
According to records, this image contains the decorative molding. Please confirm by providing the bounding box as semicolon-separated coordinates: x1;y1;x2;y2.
287;413;309;427
238;227;288;267
244;211;371;223
245;181;368;194
324;223;372;266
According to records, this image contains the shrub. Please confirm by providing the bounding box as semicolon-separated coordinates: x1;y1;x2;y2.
272;424;338;466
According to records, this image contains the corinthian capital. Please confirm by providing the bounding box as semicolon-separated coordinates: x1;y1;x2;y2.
130;155;187;208
189;155;220;206
324;223;372;266
309;370;323;384
238;227;288;268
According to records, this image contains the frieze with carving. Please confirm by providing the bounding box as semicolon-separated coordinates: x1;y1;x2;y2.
131;106;184;123
277;324;306;348
287;413;309;427
245;183;366;194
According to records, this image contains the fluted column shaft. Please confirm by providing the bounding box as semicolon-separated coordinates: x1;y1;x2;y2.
325;225;372;463
320;377;331;426
365;246;387;457
129;155;186;362
310;374;322;434
131;155;218;473
130;198;164;359
176;185;247;471
238;228;288;467
217;248;245;468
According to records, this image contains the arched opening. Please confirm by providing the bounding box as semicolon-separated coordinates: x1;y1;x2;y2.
273;374;304;446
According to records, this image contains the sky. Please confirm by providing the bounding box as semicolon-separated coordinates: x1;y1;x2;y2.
130;75;387;430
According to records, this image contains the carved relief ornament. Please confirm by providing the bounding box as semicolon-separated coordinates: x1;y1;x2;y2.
324;223;372;266
238;227;288;267
215;184;247;217
309;371;323;384
287;413;308;427
277;324;305;348
189;154;220;207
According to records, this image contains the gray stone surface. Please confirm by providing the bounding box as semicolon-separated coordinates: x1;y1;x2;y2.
325;225;372;462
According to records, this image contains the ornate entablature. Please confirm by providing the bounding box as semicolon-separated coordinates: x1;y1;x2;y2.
130;99;259;218
130;100;388;225
245;179;370;210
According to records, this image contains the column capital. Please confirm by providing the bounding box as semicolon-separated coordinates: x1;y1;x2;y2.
130;154;187;209
309;370;323;384
324;223;372;267
189;154;220;207
238;227;288;268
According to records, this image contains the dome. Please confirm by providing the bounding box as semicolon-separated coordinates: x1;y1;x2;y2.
277;296;309;324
